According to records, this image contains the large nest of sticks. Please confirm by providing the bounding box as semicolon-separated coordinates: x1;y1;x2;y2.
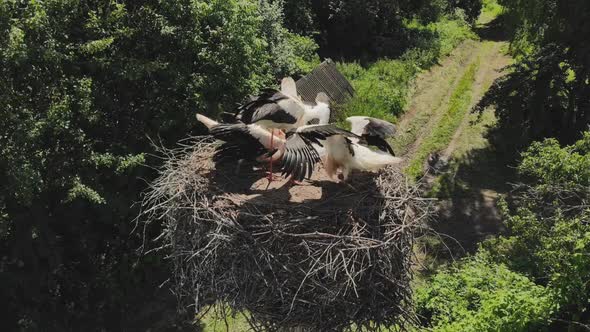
140;137;433;331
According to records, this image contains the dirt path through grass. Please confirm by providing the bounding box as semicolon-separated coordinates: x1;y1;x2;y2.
441;40;511;160
395;39;509;166
392;40;479;158
396;18;514;256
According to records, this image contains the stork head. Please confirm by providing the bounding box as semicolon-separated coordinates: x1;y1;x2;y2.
315;92;330;105
281;77;299;100
314;103;331;125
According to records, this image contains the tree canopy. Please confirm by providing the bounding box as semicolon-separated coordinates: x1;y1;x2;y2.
4;0;590;330
479;0;590;144
281;0;482;60
0;0;314;329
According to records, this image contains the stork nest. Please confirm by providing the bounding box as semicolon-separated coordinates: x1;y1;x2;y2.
139;137;434;331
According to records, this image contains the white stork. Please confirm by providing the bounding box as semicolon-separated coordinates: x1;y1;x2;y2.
346;116;397;155
236;78;331;129
234;78;331;179
279;117;402;181
196;114;286;164
195;88;330;171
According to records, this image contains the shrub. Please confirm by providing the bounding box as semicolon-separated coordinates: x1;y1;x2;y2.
280;0;481;60
478;0;590;145
451;0;483;24
337;59;416;123
482;133;590;325
416;134;590;331
258;0;319;78
416;255;554;332
0;0;306;329
518;133;590;188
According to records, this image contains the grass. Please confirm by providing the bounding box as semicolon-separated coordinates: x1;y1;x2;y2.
479;0;503;25
197;306;252;332
428;108;497;197
427;38;512;196
405;60;480;179
391;40;477;157
336;16;476;125
337;59;415;124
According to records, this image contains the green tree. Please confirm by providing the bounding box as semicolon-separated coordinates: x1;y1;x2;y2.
0;0;300;329
280;0;481;60
417;133;590;331
415;255;554;332
483;132;590;328
478;0;590;145
258;0;319;78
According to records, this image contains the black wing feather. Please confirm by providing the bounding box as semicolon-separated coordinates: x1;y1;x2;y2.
235;90;298;125
306;118;320;125
363;118;397;138
280;125;359;180
209;123;268;162
363;135;395;155
358;118;397;155
281;133;321;181
298;125;359;143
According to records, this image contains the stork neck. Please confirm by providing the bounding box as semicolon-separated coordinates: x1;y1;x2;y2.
304;103;331;125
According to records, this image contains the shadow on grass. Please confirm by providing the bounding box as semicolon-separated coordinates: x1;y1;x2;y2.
475;14;510;42
419;116;521;271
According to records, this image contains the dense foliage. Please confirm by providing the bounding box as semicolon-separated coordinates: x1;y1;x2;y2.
418;132;590;330
281;0;482;60
483;133;590;327
10;0;590;331
416;256;553;331
0;0;315;329
258;0;320;78
337;17;475;124
478;0;590;145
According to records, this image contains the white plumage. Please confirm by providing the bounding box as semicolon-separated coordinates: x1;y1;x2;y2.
323;135;402;180
279;117;401;181
227;78;332;180
346;116;372;136
280;77;300;101
198;77;401;184
236;78;330;131
196;113;286;163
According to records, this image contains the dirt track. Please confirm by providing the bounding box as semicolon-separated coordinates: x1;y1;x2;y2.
396;19;514;255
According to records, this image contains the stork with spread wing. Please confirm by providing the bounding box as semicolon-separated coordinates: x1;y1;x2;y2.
278;117;402;181
231;78;330;180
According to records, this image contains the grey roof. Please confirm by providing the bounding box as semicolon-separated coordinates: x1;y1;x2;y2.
295;59;355;105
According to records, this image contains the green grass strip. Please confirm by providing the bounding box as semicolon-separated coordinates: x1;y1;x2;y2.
405;60;480;179
335;17;477;127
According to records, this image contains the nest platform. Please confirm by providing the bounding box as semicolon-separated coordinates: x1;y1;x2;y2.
140;138;432;331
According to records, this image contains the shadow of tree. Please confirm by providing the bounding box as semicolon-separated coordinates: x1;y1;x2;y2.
475;14;510;42
421;117;520;265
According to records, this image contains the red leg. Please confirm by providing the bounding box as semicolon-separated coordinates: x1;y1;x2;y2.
286;177;303;186
267;130;274;181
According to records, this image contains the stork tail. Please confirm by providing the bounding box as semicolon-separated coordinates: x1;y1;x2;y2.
353;146;402;171
196;113;219;130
